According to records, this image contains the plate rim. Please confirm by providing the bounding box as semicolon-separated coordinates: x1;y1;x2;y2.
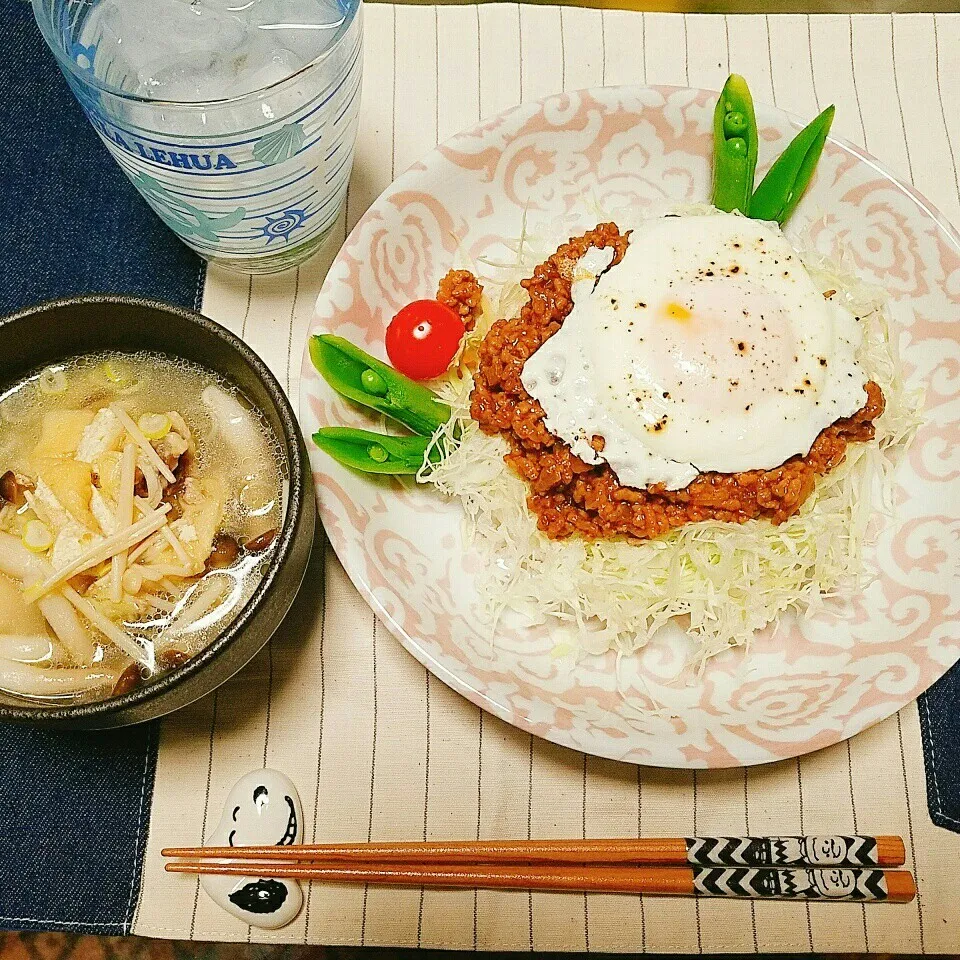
300;82;960;768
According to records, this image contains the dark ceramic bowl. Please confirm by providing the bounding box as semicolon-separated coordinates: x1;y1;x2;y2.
0;296;316;728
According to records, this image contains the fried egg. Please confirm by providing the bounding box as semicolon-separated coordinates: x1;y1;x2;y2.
521;212;869;491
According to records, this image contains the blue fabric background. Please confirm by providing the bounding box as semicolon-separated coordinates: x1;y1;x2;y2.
0;0;203;934
918;675;960;834
0;5;203;314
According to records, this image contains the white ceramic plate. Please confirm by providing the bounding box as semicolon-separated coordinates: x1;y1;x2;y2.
300;85;960;768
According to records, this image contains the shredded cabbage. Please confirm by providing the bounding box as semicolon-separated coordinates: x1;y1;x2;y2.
418;208;924;663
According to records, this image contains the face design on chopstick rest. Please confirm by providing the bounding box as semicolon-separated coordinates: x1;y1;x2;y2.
200;768;305;930
227;781;299;848
228;878;290;916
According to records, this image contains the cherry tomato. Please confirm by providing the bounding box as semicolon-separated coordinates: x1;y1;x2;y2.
386;300;465;381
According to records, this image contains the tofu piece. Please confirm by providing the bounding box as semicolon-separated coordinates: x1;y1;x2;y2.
35;459;95;530
146;476;225;570
50;522;102;572
33;410;96;459
92;451;122;502
76;408;124;463
32;478;73;532
89;487;117;536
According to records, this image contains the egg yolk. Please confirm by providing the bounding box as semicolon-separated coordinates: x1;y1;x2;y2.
664;302;692;321
630;280;801;416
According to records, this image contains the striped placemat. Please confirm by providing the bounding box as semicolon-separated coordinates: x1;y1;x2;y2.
132;7;960;950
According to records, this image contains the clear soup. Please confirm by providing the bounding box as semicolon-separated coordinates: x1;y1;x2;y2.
0;351;287;705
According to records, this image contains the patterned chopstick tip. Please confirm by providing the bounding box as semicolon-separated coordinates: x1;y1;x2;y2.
685;835;898;867
691;866;914;902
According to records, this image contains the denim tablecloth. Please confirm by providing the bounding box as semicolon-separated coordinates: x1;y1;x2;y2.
0;0;202;933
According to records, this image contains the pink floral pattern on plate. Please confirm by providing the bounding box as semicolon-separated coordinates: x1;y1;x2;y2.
300;86;960;768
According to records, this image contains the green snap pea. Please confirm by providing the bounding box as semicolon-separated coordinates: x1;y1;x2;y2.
309;334;451;437
313;427;438;475
711;74;759;215
750;105;835;226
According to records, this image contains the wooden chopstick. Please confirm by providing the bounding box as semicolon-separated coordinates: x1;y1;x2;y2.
162;835;906;868
164;859;916;903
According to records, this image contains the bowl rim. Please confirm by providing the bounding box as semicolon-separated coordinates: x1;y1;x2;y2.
0;293;309;723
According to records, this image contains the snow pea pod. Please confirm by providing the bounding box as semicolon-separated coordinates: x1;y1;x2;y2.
309;334;451;437
750;105;835;226
711;74;758;215
313;427;436;475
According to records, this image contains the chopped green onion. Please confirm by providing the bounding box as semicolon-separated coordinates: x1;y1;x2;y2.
138;413;172;441
23;519;53;553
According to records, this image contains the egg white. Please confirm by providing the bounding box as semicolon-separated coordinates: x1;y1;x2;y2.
520;212;869;491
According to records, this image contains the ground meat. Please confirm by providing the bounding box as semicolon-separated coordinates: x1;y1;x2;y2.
469;223;885;542
438;269;484;331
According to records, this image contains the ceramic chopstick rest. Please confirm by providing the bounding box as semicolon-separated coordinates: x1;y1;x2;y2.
200;768;304;929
